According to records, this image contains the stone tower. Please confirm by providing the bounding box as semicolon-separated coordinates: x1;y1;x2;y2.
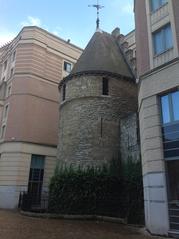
57;30;138;167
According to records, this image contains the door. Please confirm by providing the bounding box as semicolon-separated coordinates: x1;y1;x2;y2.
28;155;45;206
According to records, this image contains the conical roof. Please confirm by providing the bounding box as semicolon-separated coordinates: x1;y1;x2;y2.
71;30;134;79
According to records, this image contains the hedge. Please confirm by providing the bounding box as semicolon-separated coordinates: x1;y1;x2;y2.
48;159;144;224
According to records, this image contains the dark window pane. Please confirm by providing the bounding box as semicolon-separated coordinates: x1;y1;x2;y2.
163;131;179;142
172;91;179;121
167;160;179;201
161;95;170;124
165;24;173;50
164;140;179;150
31;155;44;169
151;0;160;11
153;24;173;55
32;169;41;181
162;123;179;134
28;155;45;205
151;0;167;11
64;61;72;73
153;30;163;54
102;78;108;95
62;84;66;101
164;148;179;158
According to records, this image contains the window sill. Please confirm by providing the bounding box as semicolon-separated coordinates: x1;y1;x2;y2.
101;95;111;97
153;47;173;58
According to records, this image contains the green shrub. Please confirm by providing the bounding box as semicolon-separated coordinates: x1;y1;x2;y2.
121;158;144;224
48;159;144;224
49;164;124;217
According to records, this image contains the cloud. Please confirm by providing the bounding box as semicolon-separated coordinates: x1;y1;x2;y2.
0;16;63;47
21;16;41;27
110;0;134;16
52;26;63;37
20;16;62;37
121;3;133;14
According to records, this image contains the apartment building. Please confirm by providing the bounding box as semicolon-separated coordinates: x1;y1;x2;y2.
0;26;82;209
135;0;179;237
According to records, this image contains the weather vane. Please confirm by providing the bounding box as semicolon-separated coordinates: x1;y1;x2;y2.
88;0;104;30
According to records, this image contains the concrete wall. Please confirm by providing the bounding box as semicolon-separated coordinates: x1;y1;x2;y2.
135;0;179;235
172;0;179;53
57;75;137;167
0;26;82;209
0;142;57;209
138;60;179;235
135;0;150;76
0;26;82;146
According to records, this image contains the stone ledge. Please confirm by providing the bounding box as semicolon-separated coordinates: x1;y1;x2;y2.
20;210;126;224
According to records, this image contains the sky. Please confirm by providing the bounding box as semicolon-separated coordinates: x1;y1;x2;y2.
0;0;134;49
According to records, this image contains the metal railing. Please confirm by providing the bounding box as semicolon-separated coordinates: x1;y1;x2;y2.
18;191;48;212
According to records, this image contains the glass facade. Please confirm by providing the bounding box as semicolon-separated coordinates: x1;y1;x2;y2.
161;91;179;159
161;91;179;230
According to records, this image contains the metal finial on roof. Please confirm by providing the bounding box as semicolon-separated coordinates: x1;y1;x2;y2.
88;0;104;30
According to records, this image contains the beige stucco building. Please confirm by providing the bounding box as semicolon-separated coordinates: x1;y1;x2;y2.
135;0;179;237
0;26;82;209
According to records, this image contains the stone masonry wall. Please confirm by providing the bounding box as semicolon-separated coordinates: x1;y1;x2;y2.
57;75;137;167
120;113;140;162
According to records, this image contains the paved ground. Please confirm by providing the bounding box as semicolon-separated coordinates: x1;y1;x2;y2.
0;210;165;239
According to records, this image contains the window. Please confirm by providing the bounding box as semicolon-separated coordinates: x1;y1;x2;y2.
12;51;16;62
150;0;167;12
28;155;45;205
153;24;173;55
161;91;179;124
1;125;6;139
10;68;14;78
102;78;109;95
6;85;11;97
64;61;72;73
4;104;9;119
62;84;66;101
3;60;7;71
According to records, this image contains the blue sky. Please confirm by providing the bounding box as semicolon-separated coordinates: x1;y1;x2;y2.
0;0;134;48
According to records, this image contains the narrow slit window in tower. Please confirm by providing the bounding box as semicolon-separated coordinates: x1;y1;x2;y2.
102;78;109;95
62;84;66;101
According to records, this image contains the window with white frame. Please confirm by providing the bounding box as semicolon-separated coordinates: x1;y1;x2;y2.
150;0;167;12
64;61;72;73
153;24;173;55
